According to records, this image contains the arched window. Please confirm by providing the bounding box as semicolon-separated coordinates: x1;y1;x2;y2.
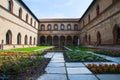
47;24;51;30
26;14;28;23
29;36;32;45
30;18;33;26
96;5;100;16
24;35;28;45
61;24;64;30
54;24;58;30
6;30;12;44
34;37;36;45
19;8;22;19
67;24;71;30
74;24;78;30
41;24;45;30
17;33;21;45
8;0;13;13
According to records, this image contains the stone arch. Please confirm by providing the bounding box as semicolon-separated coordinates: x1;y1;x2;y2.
17;33;21;45
67;36;72;46
29;36;32;45
88;34;91;45
47;36;52;45
113;24;120;44
47;24;52;30
73;36;78;46
60;36;65;46
34;37;36;45
53;36;59;46
8;0;13;13
6;30;12;44
74;24;78;30
24;35;28;45
19;8;22;19
40;36;45;45
97;31;101;45
41;24;45;30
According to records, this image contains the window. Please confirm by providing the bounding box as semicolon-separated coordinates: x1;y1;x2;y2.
74;24;78;30
8;0;13;13
17;33;21;45
88;14;90;23
54;24;58;30
47;24;51;30
61;24;64;30
67;24;71;30
96;5;100;16
26;14;28;23
19;8;22;19
6;30;12;44
30;18;33;26
41;25;45;30
24;35;28;45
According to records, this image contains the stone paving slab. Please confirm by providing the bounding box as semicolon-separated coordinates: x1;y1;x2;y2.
45;67;66;74
44;52;54;58
67;67;92;74
51;58;64;60
97;74;120;80
37;74;67;80
48;62;65;67
68;74;98;80
50;59;65;62
66;63;85;67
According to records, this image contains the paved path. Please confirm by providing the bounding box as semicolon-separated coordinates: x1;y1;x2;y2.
37;52;120;80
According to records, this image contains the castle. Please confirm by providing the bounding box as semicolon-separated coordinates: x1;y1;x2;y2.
0;0;120;49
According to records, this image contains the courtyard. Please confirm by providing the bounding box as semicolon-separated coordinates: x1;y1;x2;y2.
0;46;120;80
0;0;120;80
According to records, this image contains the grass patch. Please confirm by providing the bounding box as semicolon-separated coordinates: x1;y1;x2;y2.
67;46;120;57
66;51;108;62
0;46;54;52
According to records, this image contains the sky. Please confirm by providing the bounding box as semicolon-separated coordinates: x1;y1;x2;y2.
23;0;93;19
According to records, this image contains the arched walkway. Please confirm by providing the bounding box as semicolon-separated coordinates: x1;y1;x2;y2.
88;35;91;45
60;36;65;46
97;31;101;45
47;36;52;45
17;33;21;45
24;35;28;45
6;30;12;44
53;36;59;46
40;36;45;45
67;36;72;46
113;25;120;44
73;36;78;46
29;36;32;45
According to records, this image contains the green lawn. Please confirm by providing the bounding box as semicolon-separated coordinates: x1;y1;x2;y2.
0;46;54;52
67;46;89;51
